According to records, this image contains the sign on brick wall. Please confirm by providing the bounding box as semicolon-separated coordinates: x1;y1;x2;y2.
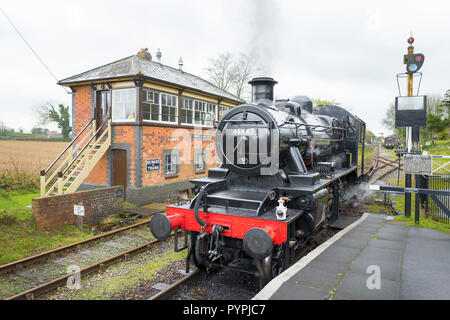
74;204;85;216
146;158;160;172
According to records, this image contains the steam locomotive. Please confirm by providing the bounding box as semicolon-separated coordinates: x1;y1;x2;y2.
150;77;367;288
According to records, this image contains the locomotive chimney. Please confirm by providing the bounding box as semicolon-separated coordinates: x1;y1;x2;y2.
248;77;278;104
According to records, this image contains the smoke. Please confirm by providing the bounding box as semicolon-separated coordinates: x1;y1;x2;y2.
245;0;281;76
342;181;375;208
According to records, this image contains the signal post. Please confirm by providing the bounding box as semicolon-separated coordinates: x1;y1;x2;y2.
395;35;426;221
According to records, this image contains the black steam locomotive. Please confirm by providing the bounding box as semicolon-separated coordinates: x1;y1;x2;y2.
150;77;367;288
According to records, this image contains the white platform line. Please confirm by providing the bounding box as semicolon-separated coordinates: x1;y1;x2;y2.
253;212;370;300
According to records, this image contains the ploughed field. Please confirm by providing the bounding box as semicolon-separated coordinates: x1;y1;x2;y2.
0;141;67;174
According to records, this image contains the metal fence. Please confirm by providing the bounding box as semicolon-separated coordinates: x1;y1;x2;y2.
425;175;450;224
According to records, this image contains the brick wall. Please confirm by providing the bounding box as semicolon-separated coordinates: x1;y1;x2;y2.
141;126;216;186
73;85;92;136
70;83;223;199
32;186;124;230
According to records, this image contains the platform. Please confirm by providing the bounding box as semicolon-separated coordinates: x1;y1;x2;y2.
254;213;450;300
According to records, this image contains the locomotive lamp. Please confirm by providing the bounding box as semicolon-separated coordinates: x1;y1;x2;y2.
276;198;287;220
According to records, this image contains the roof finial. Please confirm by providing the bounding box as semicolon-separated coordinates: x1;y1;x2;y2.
156;48;162;63
178;57;184;71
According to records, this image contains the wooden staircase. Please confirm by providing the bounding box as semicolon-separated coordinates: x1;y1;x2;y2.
40;118;112;197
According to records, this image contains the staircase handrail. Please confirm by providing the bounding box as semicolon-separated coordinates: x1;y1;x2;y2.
60;118;111;177
40;118;95;176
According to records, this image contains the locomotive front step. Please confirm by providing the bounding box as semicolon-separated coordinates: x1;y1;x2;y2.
206;190;267;211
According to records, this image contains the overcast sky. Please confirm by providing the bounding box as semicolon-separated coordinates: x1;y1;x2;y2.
0;0;449;135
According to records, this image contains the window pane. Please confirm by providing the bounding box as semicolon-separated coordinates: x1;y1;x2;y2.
194;149;205;171
181;98;193;124
151;104;159;121
164;153;177;174
170;106;176;122
142;102;151;120
112;88;136;121
161;106;169;122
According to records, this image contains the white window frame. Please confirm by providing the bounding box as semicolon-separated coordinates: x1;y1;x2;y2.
165;153;177;174
219;105;231;120
192;100;216;127
194;148;206;172
181;97;194;125
142;88;178;124
112;88;137;122
163;149;180;176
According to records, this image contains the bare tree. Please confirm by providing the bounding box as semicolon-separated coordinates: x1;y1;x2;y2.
205;53;259;102
231;54;258;101
205;53;235;92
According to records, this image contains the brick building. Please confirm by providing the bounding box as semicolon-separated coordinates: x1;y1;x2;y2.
53;48;243;205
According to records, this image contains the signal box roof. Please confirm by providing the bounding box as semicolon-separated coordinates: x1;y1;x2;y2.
58;54;244;104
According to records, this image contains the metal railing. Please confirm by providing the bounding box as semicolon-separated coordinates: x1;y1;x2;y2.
425;174;450;224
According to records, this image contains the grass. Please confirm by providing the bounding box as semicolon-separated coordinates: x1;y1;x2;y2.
57;240;185;300
369;193;450;234
394;215;450;233
0;189;39;210
0;189;92;265
422;140;449;174
0;223;93;265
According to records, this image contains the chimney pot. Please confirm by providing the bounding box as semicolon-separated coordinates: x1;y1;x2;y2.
178;57;184;71
137;48;152;61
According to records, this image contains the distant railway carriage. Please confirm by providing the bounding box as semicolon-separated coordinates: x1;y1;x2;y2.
384;136;399;149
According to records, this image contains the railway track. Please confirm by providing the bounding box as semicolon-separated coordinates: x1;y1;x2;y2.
0;216;172;300
2;149;397;301
149;227;338;300
365;144;402;183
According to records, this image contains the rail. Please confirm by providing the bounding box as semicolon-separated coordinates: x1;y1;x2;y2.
3;223;183;300
0;218;152;275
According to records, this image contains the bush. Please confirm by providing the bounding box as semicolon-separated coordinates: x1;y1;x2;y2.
0;209;17;225
0;173;38;192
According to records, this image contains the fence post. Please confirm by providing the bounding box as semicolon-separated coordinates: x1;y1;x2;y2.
405;174;412;217
57;172;63;195
40;170;46;197
92;121;96;138
415;174;420;224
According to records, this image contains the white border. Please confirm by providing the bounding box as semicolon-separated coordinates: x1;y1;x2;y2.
253;212;370;300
